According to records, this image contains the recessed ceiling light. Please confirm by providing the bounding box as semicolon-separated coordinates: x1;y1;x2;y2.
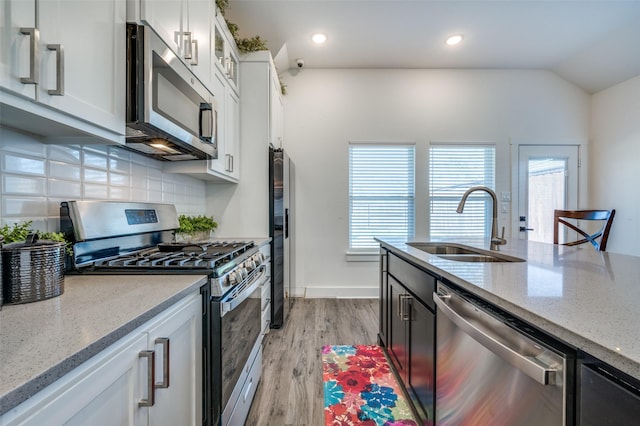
446;34;463;46
312;33;327;44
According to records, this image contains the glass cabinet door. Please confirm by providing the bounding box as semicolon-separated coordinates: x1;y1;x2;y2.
214;25;225;68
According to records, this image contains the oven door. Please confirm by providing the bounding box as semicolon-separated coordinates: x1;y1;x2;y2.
218;265;267;418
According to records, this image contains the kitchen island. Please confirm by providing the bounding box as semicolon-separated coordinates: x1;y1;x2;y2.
377;238;640;380
0;274;207;417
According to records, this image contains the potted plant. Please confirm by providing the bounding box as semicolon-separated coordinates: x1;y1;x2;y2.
175;215;218;242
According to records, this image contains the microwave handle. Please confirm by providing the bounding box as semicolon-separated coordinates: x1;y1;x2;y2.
199;102;214;143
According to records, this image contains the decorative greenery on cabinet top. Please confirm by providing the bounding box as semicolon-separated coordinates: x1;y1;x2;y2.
216;0;268;53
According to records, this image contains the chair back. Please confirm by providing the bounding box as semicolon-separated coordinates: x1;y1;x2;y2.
553;209;615;251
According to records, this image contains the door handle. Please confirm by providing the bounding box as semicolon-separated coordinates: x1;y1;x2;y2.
19;28;39;84
434;292;557;385
519;227;534;232
398;294;411;321
155;338;170;389
138;350;156;407
47;44;64;95
199;102;213;143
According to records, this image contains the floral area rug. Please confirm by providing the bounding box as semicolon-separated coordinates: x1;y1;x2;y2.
322;344;419;426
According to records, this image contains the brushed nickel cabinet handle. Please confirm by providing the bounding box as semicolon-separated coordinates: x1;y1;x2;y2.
46;44;64;95
19;27;39;84
155;338;170;389
190;39;198;65
138;350;155;407
183;32;193;59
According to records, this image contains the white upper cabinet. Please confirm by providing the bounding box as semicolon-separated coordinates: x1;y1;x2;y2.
0;0;37;100
137;0;212;87
213;10;239;93
138;0;183;54
0;0;126;144
184;0;212;87
240;51;284;148
163;5;241;182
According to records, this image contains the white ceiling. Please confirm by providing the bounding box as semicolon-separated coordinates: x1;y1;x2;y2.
226;0;640;93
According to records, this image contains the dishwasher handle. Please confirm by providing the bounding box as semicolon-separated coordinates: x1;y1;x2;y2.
434;291;559;385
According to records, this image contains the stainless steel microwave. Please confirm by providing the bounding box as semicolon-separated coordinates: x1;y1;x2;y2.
125;24;217;161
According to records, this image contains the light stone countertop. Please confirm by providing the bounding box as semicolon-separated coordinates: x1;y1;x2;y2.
377;238;640;380
0;274;207;416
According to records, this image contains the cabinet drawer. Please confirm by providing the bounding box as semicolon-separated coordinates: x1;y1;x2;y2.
261;282;271;311
388;253;436;310
261;305;271;335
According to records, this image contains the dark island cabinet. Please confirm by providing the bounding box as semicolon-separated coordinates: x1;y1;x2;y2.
578;354;640;424
380;249;436;424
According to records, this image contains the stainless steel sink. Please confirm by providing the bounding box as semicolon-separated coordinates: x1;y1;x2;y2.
406;242;525;263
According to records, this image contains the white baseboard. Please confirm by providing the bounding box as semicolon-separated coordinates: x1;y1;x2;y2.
298;287;378;299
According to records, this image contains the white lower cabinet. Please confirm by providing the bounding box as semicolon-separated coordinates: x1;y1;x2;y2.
1;293;202;426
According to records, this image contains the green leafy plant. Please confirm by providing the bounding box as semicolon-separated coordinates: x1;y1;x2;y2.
216;0;268;53
0;220;71;254
177;215;218;235
216;0;229;16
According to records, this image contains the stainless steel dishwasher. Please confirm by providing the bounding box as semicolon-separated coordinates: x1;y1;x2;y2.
434;282;574;425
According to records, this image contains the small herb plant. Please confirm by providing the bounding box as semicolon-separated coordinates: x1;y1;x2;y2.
177;215;218;236
0;221;71;253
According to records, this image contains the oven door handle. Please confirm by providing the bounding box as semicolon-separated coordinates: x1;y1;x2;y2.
221;266;268;317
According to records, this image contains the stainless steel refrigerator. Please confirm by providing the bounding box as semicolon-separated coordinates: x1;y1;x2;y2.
269;146;292;328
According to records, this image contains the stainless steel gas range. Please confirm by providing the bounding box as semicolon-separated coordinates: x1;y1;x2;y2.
60;201;269;426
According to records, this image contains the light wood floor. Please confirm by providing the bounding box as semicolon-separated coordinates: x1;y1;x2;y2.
245;298;379;426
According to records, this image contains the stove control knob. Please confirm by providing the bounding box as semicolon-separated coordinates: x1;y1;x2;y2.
228;272;238;285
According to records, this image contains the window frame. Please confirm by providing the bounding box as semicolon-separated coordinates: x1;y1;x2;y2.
348;142;416;258
428;143;496;240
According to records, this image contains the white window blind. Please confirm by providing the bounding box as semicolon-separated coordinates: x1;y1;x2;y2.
349;145;415;249
429;144;496;238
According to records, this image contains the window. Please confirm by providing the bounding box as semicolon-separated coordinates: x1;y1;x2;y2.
349;144;415;250
429;144;496;238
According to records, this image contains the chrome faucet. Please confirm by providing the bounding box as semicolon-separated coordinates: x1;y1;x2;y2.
456;186;507;251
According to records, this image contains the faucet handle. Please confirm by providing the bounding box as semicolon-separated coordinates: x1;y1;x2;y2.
501;226;505;240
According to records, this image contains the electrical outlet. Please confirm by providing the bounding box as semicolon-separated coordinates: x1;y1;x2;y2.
501;191;511;202
501;203;509;214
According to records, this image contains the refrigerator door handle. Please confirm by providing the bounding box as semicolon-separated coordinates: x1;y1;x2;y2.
285;208;289;238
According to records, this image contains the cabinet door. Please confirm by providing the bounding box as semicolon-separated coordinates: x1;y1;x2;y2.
388;276;408;381
147;294;202;426
139;0;183;57
408;298;435;423
1;334;148;426
0;0;37;99
185;0;211;86
37;0;125;135
225;88;240;179
269;68;283;147
208;68;227;175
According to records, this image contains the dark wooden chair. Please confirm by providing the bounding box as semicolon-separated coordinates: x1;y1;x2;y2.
553;209;615;251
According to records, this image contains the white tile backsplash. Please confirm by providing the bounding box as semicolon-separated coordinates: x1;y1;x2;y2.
1;196;47;217
2;154;46;176
49;161;81;180
3;174;47;195
0;127;207;233
83;183;109;199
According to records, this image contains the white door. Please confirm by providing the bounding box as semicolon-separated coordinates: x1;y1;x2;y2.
518;145;579;243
